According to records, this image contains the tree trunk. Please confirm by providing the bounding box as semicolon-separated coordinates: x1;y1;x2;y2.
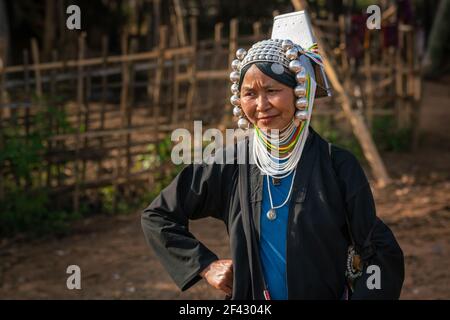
423;0;450;77
0;0;10;65
43;0;56;61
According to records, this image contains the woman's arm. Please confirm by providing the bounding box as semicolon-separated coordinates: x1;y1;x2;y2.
332;146;405;299
345;184;405;299
141;162;233;291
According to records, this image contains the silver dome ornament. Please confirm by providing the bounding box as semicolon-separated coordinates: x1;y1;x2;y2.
285;47;299;60
281;39;294;51
236;48;247;61
238;117;249;129
296;69;306;83
294;84;306;97
289;60;303;73
230;71;240;83
232;106;242;117
266;209;277;221
231;59;241;71
295;97;308;109
230;95;241;106
295;109;309;121
231;83;239;95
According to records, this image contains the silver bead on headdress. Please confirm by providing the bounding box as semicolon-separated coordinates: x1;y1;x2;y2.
229;48;249;129
229;38;312;129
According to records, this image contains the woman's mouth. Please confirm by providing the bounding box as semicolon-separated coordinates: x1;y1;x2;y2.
258;115;278;120
257;115;278;125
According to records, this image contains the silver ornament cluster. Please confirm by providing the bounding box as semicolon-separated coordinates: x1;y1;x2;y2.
229;48;249;129
240;39;290;70
281;40;309;124
345;246;363;280
229;39;311;129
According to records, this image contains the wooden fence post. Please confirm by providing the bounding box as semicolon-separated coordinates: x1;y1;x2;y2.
113;32;131;212
172;49;180;124
97;35;109;182
22;50;31;130
185;17;197;125
173;0;187;47
0;58;5;201
73;32;86;213
30;38;44;188
207;22;223;118
153;26;167;134
252;21;262;40
30;38;43;99
46;49;58;189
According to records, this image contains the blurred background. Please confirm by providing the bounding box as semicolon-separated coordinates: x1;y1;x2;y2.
0;0;449;299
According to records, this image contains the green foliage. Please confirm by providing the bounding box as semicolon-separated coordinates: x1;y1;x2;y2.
1;97;74;186
98;185;136;216
98;136;184;216
312;114;413;166
99;186;116;214
371;116;412;152
0;126;43;184
0;97;77;237
312;117;365;162
0;188;81;237
137;136;184;205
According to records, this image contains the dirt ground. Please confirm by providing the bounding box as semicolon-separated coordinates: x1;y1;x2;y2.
0;143;449;300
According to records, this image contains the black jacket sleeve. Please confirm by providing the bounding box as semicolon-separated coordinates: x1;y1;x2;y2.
141;162;231;291
332;146;405;299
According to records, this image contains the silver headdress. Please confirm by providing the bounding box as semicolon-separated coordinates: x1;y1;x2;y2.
230;39;317;129
229;10;331;129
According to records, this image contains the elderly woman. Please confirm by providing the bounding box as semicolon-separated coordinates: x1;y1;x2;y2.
141;38;404;300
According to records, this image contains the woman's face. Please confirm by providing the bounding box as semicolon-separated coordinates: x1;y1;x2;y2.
240;64;295;130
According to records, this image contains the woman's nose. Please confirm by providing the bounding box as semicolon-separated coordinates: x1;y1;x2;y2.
256;94;270;112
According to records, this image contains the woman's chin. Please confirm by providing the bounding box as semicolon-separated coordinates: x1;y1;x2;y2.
256;117;286;130
257;118;275;128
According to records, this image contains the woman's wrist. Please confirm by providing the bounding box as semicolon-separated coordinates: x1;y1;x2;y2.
199;260;216;278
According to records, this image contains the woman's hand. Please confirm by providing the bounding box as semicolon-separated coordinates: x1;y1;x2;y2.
200;259;233;295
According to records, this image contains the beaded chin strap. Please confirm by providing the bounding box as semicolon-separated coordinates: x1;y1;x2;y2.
229;38;322;129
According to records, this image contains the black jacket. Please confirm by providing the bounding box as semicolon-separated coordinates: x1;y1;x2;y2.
141;127;404;299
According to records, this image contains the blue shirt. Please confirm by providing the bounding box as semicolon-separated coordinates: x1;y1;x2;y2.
259;171;295;300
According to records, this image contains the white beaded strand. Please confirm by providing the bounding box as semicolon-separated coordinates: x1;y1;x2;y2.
266;168;297;218
253;123;309;178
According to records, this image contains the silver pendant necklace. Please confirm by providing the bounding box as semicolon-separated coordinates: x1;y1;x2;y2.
266;170;296;221
266;208;277;220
